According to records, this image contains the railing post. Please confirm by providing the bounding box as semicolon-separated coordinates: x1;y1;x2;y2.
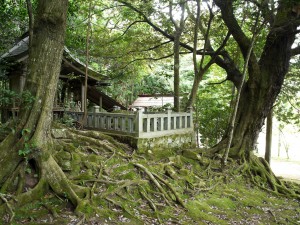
128;117;133;132
167;107;172;131
121;117;126;131
136;107;143;136
94;105;100;113
114;116;119;130
153;117;157;132
93;106;100;128
187;107;193;129
147;116;151;132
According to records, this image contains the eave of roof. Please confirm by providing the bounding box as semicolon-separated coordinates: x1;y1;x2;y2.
0;36;106;81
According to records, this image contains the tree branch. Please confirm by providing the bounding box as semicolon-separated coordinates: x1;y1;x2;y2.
199;2;214;72
247;0;275;25
104;20;146;45
189;0;201;76
118;0;244;87
26;0;34;48
214;0;262;82
207;79;227;85
213;0;252;58
203;31;231;72
114;54;175;71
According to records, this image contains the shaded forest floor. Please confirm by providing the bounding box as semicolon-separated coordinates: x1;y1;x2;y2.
3;127;300;225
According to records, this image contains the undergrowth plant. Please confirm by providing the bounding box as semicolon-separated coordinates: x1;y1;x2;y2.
18;128;36;164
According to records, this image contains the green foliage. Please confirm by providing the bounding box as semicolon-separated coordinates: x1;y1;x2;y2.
0;0;34;55
194;74;233;147
138;70;173;95
275;59;300;130
0;88;18;108
21;90;35;109
18;128;36;161
0;120;16;141
0;84;35;110
58;114;75;127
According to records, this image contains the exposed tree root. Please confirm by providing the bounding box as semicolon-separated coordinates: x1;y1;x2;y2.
153;173;186;208
210;139;300;200
76;215;86;225
139;187;163;224
236;153;300;199
1;126;193;223
105;197;139;220
100;179;147;198
42;202;59;218
1;126;299;224
134;163;173;206
0;193;15;223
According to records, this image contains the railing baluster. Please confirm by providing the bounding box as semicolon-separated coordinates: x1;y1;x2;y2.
147;117;151;132
114;116;118;130
153;117;157;132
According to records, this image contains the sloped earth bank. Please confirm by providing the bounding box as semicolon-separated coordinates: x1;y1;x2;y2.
2;127;300;224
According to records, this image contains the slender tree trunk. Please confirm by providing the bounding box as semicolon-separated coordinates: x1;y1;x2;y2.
222;35;256;165
80;0;92;127
173;32;180;112
185;1;218;110
265;109;273;164
186;71;203;109
169;0;185;112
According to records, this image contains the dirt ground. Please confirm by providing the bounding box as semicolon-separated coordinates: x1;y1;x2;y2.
271;158;300;183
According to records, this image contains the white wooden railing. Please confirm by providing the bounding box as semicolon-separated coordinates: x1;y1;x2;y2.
68;106;193;138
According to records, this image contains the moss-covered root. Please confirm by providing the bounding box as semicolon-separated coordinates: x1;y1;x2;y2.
64;128;132;153
0;152;94;223
153;173;186;208
246;155;299;198
134;163;186;208
41;155;86;207
0;178;48;223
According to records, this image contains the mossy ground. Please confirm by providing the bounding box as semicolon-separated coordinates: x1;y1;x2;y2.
2;128;300;225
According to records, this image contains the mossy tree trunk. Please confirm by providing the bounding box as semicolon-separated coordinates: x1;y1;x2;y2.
0;0;84;209
209;1;299;162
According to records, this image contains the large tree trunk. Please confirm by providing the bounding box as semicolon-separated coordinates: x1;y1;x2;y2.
210;1;298;161
207;2;298;194
0;0;83;211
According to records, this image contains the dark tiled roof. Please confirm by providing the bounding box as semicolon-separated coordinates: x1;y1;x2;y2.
0;36;104;81
87;86;126;111
0;37;29;60
0;36;126;110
